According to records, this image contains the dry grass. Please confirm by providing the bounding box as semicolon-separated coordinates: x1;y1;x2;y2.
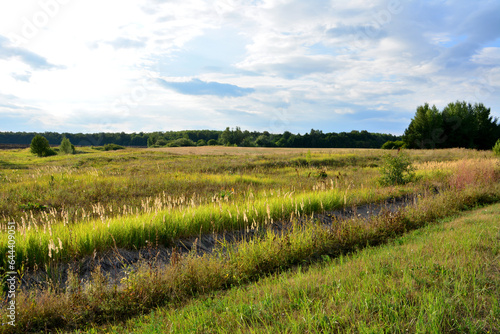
448;158;500;190
146;146;379;156
3;179;500;333
139;203;498;334
1;147;500;333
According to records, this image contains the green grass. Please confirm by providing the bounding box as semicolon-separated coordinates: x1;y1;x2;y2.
0;147;493;226
1;148;386;225
80;202;500;334
3;182;500;333
0;148;433;270
3;181;393;270
1;147;499;333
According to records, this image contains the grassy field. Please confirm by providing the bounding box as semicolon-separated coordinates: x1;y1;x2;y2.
0;146;499;333
78;202;500;334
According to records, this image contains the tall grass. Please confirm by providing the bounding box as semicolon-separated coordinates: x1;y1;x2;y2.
1;147;499;333
1;148;385;225
3;178;500;333
2;186;372;269
111;203;500;334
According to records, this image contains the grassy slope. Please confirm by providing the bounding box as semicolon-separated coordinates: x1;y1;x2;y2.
85;203;500;334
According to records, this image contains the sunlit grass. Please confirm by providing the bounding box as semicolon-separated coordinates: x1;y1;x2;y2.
1;147;500;333
1;148;498;270
80;202;500;334
4;183;499;334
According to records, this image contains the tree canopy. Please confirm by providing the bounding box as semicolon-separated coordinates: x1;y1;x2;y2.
59;136;75;154
403;101;500;149
2;129;400;149
30;135;56;157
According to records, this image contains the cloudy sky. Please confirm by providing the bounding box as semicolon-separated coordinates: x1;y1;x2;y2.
0;0;499;135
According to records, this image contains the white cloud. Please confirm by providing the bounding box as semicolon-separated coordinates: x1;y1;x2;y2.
471;47;500;66
0;0;499;134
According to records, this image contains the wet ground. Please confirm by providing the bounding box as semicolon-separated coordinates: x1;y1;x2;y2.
20;195;417;291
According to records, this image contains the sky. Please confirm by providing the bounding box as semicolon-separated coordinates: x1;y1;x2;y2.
0;0;499;135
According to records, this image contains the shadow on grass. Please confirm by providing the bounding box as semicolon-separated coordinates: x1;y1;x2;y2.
0;160;28;169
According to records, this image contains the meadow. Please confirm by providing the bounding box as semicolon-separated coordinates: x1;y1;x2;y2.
0;146;499;333
78;201;500;333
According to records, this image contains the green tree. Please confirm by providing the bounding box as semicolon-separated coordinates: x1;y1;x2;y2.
403;101;500;150
156;138;168;146
493;139;500;156
30;135;56;157
470;103;499;149
403;103;443;149
220;127;244;146
59;137;75;154
441;101;476;148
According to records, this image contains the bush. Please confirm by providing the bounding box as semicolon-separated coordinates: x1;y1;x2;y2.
30;135;56;157
207;139;218;146
166;138;196;147
45;148;57;156
379;150;415;185
196;139;207;146
381;140;406;150
156;138;168;146
59;137;75;154
493;139;500;156
104;144;125;151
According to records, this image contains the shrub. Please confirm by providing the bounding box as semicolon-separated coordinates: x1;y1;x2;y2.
379;150;415;185
19;202;48;211
156;138;168;146
381;140;406;150
196;139;207;146
166;138;196;147
59;137;75;154
207;139;218;146
45;148;57;156
104;144;125;151
30;135;56;157
493;139;500;156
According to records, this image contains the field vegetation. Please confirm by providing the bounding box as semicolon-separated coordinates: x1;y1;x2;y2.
0;146;499;333
79;202;500;333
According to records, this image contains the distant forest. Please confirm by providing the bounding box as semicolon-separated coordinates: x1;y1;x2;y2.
0;128;400;149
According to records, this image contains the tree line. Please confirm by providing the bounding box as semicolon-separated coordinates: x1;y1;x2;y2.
402;101;500;150
0;129;399;149
2;100;498;150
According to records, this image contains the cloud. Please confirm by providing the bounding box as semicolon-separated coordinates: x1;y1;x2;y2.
11;71;31;82
0;92;23;111
0;0;499;134
333;107;355;115
471;47;500;66
237;55;340;79
106;37;148;49
156;78;254;97
0;35;61;70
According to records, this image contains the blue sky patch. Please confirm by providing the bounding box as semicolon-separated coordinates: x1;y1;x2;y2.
156;78;254;97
